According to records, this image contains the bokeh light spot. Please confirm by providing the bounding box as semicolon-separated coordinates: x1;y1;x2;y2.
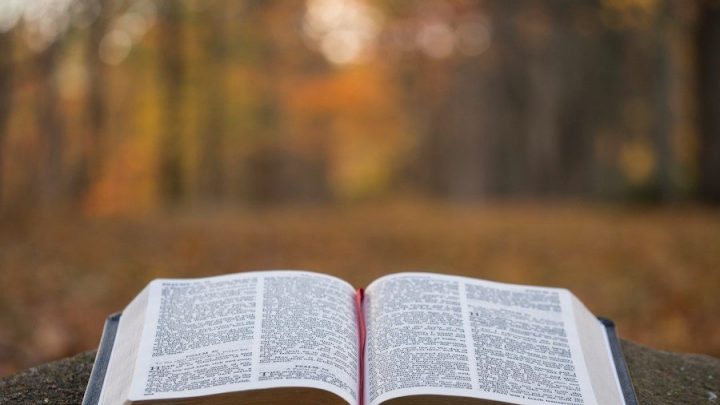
303;0;382;65
417;21;455;59
99;29;132;65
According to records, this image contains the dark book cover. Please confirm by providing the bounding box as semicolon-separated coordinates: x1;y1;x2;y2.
82;312;121;405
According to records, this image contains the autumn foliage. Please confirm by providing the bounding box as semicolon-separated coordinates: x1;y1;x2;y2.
0;0;719;376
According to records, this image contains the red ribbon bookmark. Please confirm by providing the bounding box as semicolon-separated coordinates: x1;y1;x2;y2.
355;288;366;405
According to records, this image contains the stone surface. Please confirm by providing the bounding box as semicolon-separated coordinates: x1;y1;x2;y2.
622;341;720;404
1;341;719;404
0;351;95;404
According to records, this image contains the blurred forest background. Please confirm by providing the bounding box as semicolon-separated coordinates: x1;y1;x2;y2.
1;0;720;375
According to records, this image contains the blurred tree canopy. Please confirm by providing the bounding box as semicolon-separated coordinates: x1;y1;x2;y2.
0;0;718;216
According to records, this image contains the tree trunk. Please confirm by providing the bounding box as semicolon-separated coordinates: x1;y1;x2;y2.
198;3;228;202
0;31;13;209
36;40;65;206
74;0;110;203
652;0;676;201
157;0;187;206
697;0;720;202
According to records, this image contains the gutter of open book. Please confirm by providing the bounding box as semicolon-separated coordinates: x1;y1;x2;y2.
355;288;366;405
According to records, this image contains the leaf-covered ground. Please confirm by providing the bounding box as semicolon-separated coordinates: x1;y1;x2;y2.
1;202;719;376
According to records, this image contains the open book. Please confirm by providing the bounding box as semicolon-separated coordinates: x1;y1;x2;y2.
83;271;637;405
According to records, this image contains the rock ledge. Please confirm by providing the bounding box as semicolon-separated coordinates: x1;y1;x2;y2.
1;341;719;404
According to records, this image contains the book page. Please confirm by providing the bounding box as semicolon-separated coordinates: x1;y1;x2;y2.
126;271;359;404
364;273;618;405
98;286;150;405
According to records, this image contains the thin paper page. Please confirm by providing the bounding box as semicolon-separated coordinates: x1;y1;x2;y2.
571;296;625;405
364;273;599;405
98;287;149;405
127;271;359;404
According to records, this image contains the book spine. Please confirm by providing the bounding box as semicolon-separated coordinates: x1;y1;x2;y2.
355;288;366;405
82;312;122;405
598;317;639;405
